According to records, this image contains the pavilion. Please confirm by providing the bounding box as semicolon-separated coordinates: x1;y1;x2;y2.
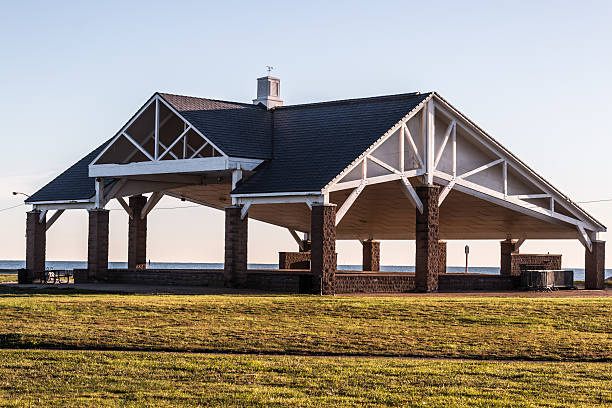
22;76;607;293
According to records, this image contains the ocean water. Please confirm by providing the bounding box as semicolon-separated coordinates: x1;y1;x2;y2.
0;260;607;281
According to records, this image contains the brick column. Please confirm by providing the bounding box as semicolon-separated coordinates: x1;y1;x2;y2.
87;209;109;282
224;206;248;287
128;195;147;269
362;239;380;271
500;239;519;276
311;204;336;295
438;240;447;274
25;210;46;281
415;186;440;292
585;240;605;290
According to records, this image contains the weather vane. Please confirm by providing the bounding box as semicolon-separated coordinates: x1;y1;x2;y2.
266;65;274;74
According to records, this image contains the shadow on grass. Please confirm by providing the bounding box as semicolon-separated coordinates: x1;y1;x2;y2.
0;285;132;297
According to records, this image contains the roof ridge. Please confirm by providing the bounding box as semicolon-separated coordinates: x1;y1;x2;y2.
158;92;265;109
276;91;431;110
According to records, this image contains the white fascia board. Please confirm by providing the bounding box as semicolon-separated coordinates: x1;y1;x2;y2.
431;93;606;232
322;93;433;193
231;191;323;198
89;157;263;178
33;202;95;211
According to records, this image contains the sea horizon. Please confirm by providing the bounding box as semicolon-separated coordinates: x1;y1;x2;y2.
1;260;609;281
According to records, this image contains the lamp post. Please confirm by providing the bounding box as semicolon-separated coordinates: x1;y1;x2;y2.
464;245;469;273
12;192;30;198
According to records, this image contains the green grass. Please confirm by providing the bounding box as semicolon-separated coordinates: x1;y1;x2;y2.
0;275;16;283
0;291;609;361
0;350;609;407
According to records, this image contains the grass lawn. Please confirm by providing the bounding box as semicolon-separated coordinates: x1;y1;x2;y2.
0;350;609;407
0;275;16;283
0;290;609;361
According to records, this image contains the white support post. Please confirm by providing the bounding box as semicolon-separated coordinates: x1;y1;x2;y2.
452;123;457;177
503;161;508;198
182;123;187;159
400;175;423;213
426;101;435;185
577;224;593;252
335;181;366;226
231;169;243;205
399;124;405;172
141;192;164;219
154;98;160;160
94;178;105;209
288;229;305;251
45;209;64;231
116;197;133;219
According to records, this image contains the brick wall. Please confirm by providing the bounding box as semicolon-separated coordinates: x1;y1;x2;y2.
92;269;224;286
336;273;415;293
279;252;311;269
439;274;516;291
510;254;561;276
362;240;380;271
311;204;337;295
25;211;46;280
585;241;605;289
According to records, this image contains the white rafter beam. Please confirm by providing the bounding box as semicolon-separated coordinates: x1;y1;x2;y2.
367;155;401;175
45;210;64;231
402;123;425;169
577;225;592;252
141;192;164;219
335;181;367;226
240;202;251;220
116;197;133;219
434;120;455;170
159;126;192;160
458;158;504;179
122;132;154;161
38;209;48;223
154;98;160;160
288;229;305;251
438;177;456;205
510;194;551;199
400;176;423;214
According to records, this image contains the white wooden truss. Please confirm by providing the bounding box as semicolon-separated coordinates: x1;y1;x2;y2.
318;93;605;249
89;94;262;178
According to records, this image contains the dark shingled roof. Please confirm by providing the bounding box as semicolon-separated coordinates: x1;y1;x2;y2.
159;93;272;159
28;91;429;202
233;92;430;194
26;142;113;203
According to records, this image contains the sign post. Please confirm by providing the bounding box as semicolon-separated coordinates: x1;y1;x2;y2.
464;245;470;273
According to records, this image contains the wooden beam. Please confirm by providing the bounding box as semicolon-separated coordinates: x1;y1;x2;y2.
45;210;64;231
141;192;164;219
458;158;504;179
287;229;305;251
434;120;455;170
438;178;456;205
577;224;592;252
240;202;251;220
400;176;423;214
403;124;424;169
335;182;366;226
426;101;435;185
116;197;133;219
122;132;154;161
154;98;160;160
159;126;191;160
39;210;48;223
515;236;526;250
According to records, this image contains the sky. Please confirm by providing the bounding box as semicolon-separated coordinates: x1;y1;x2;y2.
0;0;610;268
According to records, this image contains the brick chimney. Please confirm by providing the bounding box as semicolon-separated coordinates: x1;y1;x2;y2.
253;76;283;109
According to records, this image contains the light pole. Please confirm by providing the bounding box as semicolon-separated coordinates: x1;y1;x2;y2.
464;245;469;273
12;192;31;198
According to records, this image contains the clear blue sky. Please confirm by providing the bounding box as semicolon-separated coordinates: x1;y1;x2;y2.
0;0;610;268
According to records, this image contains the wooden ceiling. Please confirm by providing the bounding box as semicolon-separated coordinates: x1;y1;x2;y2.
168;180;578;241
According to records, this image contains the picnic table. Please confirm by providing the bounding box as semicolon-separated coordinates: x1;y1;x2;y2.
42;270;73;284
